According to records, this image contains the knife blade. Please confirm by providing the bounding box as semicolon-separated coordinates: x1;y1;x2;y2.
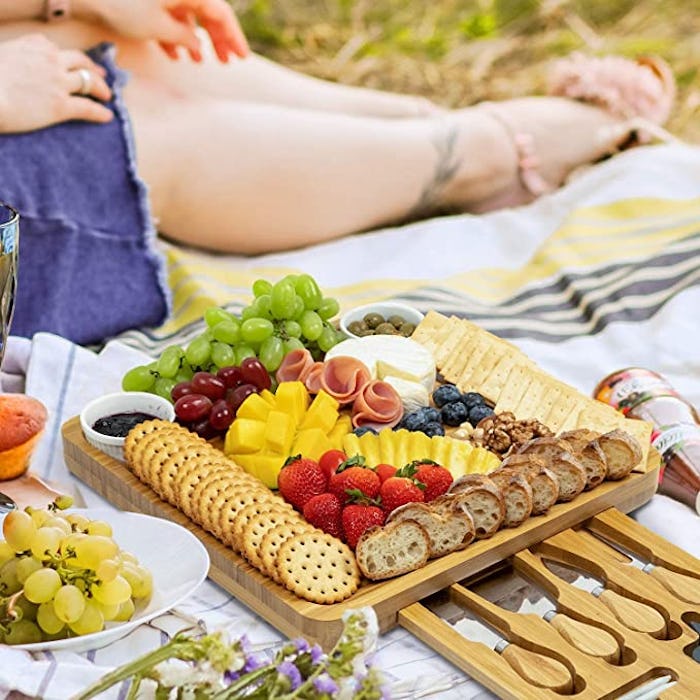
543;560;667;638
0;490;17;514
593;534;700;605
425;593;574;693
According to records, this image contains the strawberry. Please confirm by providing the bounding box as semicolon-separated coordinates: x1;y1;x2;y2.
342;503;385;549
277;455;328;511
318;449;348;479
379;475;425;514
328;463;380;503
374;463;397;483
411;460;453;501
303;493;343;539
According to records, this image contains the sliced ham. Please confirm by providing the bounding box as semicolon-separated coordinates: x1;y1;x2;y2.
303;362;325;394
352;380;403;430
318;356;372;406
275;348;314;384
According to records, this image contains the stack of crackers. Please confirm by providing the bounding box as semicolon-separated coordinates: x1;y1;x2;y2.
123;419;360;604
411;311;652;469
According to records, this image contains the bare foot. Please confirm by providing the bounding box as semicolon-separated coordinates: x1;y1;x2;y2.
439;96;633;213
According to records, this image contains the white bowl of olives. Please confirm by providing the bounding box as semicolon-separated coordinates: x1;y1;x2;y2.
340;301;424;339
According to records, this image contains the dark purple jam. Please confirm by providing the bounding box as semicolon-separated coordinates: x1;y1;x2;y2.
92;411;158;437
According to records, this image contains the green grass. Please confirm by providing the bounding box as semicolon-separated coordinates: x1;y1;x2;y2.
233;0;700;141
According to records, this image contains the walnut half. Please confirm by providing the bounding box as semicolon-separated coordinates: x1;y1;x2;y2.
470;411;553;458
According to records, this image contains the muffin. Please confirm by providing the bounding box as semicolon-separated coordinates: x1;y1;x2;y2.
0;394;48;480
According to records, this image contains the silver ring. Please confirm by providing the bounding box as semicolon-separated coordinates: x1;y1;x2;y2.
76;67;92;95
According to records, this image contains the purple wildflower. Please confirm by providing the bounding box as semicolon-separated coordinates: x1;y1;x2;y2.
310;644;324;665
223;670;240;684
239;635;252;656
243;654;264;673
277;660;302;691
292;638;310;653
313;673;339;695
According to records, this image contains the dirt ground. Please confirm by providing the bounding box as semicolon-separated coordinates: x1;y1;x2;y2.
236;0;700;142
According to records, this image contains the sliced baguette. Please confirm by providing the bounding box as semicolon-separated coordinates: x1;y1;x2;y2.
488;469;534;527
559;429;607;490
595;429;643;480
355;520;430;581
386;501;475;557
499;453;559;515
443;475;505;538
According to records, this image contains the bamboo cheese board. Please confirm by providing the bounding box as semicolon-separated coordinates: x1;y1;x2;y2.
62;415;661;651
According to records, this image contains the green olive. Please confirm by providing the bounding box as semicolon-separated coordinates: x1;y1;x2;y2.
363;312;385;329
375;322;398;335
388;314;406;329
356;328;376;337
347;320;367;335
399;322;416;337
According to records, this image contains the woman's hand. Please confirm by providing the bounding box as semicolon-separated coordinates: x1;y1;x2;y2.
91;0;249;63
0;35;112;134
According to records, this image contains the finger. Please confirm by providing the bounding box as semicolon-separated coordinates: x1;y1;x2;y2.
66;68;112;102
158;41;180;60
64;97;114;124
59;49;107;77
191;0;249;59
158;12;201;55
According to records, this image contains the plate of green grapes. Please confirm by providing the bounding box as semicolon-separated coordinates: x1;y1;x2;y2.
0;506;209;653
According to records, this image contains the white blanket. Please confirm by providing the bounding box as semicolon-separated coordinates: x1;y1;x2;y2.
2;142;700;699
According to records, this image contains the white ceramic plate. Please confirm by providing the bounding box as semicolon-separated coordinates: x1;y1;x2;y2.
2;508;209;653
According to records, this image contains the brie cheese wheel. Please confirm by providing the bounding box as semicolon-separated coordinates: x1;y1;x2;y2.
383;376;430;414
325;336;436;392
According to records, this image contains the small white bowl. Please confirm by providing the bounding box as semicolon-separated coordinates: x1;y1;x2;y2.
80;392;175;463
339;301;424;339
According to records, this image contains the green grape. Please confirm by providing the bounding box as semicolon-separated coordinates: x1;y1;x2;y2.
294;274;323;310
283;338;305;354
270;280;297;319
68;599;104;635
43;516;71;536
96;558;120;584
154;376;177;401
317;297;340;321
241;318;274;344
212;319;241;345
4;619;41;645
291;295;305;320
0;558;22;595
156;345;184;379
86;520;112;537
15;555;42;583
174;365;195;383
318;325;340;353
281;274;299;285
0;541;14;566
240;304;258;321
234;345;256;365
256;294;273;319
299;310;323;341
92;575;132;606
70;535;119;570
27;508;49;528
120;562;153;599
53;585;86;623
37;602;65;635
53;495;74;511
204;306;234;328
66;514;90;532
30;526;64;561
210;341;236;369
96;600;120;621
185;335;212;368
258;336;284;373
3;510;37;553
13;595;38;622
118;550;139;565
121;365;156;392
24;568;62;604
281;320;302;339
114;597;135;622
252;278;273;297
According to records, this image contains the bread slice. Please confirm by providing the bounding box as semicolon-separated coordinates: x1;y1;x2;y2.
355;520;430;581
488;469;534;528
386;501;475;557
499;453;559;515
443;475;505;538
559;429;607;490
594;429;643;480
515;437;586;502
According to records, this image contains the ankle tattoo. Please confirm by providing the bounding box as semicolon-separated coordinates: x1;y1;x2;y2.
407;123;460;220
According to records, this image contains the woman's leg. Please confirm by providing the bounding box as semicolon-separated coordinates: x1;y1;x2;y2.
127;77;626;255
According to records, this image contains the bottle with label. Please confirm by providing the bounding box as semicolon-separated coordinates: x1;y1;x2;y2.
594;368;700;514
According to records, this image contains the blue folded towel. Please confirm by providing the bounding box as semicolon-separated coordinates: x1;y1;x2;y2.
0;43;170;345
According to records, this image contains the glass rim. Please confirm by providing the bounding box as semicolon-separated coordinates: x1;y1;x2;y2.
0;202;19;227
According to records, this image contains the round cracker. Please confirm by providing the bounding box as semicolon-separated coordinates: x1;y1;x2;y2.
123;419;179;466
241;510;302;572
260;521;314;583
224;500;290;551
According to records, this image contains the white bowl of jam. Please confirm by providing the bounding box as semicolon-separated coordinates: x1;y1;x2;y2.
80;392;175;462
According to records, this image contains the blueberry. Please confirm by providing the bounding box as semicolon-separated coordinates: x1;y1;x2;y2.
461;391;486;409
432;383;462;408
441;401;468;426
402;411;428;432
468;404;494;426
423;421;445;437
353;426;378;437
417;406;441;423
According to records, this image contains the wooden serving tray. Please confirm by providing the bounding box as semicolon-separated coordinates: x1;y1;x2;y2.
62;415;660;649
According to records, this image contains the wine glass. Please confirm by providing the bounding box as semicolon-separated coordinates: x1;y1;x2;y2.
0;202;19;371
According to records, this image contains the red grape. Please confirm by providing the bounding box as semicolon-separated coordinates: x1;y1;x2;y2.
209;399;235;431
174;393;213;422
191;371;226;400
240;357;271;390
171;381;195;402
216;365;245;389
227;383;259;411
190;417;218;440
